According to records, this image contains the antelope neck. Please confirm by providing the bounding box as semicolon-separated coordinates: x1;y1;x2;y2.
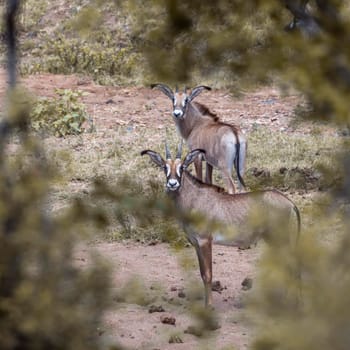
176;103;203;140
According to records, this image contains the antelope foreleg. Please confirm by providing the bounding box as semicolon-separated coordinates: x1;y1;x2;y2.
195;237;213;307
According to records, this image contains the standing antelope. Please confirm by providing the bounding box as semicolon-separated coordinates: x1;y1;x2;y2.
151;84;247;194
141;144;300;307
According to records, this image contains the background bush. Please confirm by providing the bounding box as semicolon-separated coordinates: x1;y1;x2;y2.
30;89;91;137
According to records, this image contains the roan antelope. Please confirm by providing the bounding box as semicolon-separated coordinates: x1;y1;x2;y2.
151;83;247;194
141;143;301;307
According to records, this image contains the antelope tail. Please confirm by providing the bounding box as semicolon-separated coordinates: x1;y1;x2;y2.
235;142;246;189
293;204;301;241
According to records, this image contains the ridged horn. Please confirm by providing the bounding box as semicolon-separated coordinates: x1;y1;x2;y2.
165;140;172;160
151;83;174;100
188;85;211;102
176;139;183;159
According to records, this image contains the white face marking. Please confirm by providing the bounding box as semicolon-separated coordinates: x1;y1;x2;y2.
166;164;171;177
181;97;187;107
173;97;177;107
176;164;182;178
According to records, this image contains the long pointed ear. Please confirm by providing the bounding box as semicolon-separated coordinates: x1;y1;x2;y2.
188;85;211;102
182;149;206;169
151;83;174;101
141;150;166;169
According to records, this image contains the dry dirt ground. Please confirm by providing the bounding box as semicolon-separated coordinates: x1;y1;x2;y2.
0;70;336;350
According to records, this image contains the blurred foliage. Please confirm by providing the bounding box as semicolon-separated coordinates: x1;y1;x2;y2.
127;1;350;349
30;89;91;137
127;0;278;85
249;210;350;350
0;87;112;349
2;0;350;349
131;0;350;124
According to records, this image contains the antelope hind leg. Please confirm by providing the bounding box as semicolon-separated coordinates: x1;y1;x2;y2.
205;163;213;184
194;157;203;181
222;171;236;194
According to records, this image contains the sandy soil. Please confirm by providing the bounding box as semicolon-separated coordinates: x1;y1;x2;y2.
0;69;331;349
77;241;260;350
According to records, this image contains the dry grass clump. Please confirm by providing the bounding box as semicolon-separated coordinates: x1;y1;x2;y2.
244;125;343;192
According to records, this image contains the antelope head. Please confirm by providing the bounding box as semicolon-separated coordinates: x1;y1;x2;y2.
151;84;211;120
141;142;205;192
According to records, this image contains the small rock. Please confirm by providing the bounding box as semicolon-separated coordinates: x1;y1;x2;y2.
149;305;165;313
160;315;176;325
170;286;177;292
178;290;186;298
279;166;288;174
251;167;270;178
241;277;253;291
212;280;225;293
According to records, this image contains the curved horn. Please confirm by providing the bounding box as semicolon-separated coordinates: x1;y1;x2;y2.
182;149;206;169
175;85;179;92
188;85;211;102
176;139;183;159
151;83;174;100
141;149;166;169
165;140;172;160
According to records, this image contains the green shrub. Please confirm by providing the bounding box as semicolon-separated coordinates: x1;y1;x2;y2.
0;85;111;350
30;89;91;137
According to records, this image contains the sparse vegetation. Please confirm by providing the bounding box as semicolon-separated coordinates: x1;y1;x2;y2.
22;35;140;85
30;89;91;137
244;126;343;192
8;1;145;85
